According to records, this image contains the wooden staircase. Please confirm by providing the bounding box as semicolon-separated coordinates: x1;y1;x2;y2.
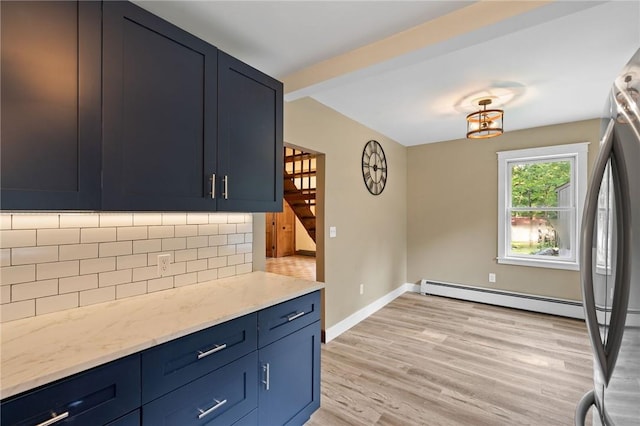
283;148;316;243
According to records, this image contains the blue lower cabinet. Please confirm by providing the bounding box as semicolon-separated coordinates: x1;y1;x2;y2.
106;410;141;426
232;409;258;426
142;352;258;425
1;355;140;426
258;321;321;426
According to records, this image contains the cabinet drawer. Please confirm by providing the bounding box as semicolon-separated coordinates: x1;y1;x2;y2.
258;291;320;348
1;354;140;426
231;409;257;426
106;410;140;426
142;352;258;426
142;313;257;403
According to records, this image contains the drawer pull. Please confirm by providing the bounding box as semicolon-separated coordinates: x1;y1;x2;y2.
287;311;305;322
197;343;227;359
36;412;69;426
262;363;270;390
209;174;216;199
197;398;227;419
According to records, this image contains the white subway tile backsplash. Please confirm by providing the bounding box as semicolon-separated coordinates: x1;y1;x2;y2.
162;213;187;225
12;279;58;301
198;224;219;236
12;246;58;265
81;227;117;243
197;247;217;259
148;226;174;239
219;224;237;235
1;230;36;248
12;214;59;229
1;285;11;304
59;274;98;294
133;239;162;254
208;235;227;246
37;228;80;246
116;281;147;299
236;263;252;275
2;300;35;322
60;214;99;228
60;244;99;261
162;237;186;251
186;213;209;225
37;261;79;280
99;241;133;257
175;249;197;262
148;277;173;293
175;225;197;237
174;272;197;287
1;249;10;267
0;214;12;229
117;227;148;241
99;269;132;287
116;254;148;270
80;257;116;275
133;213;162;226
99;213;133;227
0;212;252;322
80;286;115;307
1;265;36;286
36;293;78;315
197;269;217;283
218;266;236;279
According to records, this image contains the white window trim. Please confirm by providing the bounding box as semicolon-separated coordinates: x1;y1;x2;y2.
497;142;589;271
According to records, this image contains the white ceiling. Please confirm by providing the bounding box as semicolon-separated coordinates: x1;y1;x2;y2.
134;1;640;146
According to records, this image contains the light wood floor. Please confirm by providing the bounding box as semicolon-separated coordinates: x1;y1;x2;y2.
265;255;316;281
307;293;594;426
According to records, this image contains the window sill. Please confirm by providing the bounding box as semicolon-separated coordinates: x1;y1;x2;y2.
497;256;580;271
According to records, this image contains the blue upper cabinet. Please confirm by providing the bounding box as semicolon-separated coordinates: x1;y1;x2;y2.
217;52;284;212
102;1;218;211
1;0;283;213
0;1;102;210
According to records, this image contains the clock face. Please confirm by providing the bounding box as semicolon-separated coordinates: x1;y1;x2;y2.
361;140;387;195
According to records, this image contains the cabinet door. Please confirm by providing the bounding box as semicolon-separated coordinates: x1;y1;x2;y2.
258;322;321;426
217;52;283;212
102;1;217;211
0;1;101;210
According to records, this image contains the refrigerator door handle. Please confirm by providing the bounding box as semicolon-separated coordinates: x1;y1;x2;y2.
574;390;595;426
580;119;615;382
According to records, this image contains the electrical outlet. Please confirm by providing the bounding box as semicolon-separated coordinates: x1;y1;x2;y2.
157;254;171;277
359;284;364;295
489;273;496;283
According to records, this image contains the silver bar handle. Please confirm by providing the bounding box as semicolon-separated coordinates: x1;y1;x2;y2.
287;311;305;322
223;175;229;200
262;363;270;390
197;343;227;359
36;412;70;426
197;398;227;419
209;174;216;199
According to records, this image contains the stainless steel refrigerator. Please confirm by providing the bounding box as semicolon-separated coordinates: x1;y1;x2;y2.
575;48;640;425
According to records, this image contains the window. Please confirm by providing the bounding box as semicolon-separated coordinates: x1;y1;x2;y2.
497;143;588;270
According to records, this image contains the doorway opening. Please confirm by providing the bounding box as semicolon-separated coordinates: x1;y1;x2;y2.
266;145;324;283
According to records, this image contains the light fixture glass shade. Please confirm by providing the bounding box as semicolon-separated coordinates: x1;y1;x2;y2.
466;99;504;139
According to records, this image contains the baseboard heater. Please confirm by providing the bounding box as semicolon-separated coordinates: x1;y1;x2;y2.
419;279;585;319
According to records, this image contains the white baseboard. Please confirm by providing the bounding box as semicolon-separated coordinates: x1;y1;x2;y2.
325;283;415;343
420;279;585;319
324;280;584;344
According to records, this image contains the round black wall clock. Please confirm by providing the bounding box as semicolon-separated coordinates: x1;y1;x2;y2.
361;140;387;195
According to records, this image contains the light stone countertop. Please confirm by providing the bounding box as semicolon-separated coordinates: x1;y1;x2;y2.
0;271;324;399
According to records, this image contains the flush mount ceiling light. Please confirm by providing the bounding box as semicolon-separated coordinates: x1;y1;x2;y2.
466;98;504;139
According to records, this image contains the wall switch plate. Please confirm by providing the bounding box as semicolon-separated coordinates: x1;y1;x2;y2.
329;226;337;238
158;254;171;277
359;284;364;295
489;273;496;283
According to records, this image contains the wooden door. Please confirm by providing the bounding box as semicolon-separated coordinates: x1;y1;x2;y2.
265;201;295;258
265;213;276;258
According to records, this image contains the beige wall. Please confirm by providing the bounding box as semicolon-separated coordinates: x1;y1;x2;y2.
407;119;601;301
271;97;408;329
